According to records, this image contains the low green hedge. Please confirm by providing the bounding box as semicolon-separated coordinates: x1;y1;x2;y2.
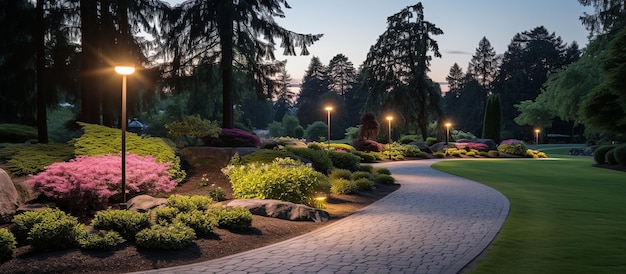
286;147;333;174
0;124;37;143
4;143;75;177
91;210;151;241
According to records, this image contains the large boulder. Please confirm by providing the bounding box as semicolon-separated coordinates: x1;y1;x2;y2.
127;195;168;212
227;199;330;222
0;168;19;223
408;142;433;154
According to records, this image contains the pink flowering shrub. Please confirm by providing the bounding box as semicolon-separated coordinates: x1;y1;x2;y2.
454;142;488;151
25;154;177;215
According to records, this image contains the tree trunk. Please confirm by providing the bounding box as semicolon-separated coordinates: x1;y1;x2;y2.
79;0;101;124
36;0;48;143
219;1;234;129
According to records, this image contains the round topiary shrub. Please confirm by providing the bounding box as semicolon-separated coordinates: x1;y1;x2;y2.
498;140;528;156
207;206;253;230
350;171;372;181
305;121;328;142
11;208;71;245
330;178;354;194
593;145;618;164
375;174;396;185
91;210;151;241
329;169;352;180
606;148;619;165
353;178;375;191
0;228;16;261
615;145;626;166
29;216;85;251
174;210;218;235
328;151;361;171
78;230;125;251
135;222;196;250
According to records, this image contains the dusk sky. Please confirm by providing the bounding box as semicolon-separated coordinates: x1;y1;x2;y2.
164;0;593;91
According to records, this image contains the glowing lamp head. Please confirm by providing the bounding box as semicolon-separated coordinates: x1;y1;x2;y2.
325;106;333;112
386;116;393;121
115;66;135;75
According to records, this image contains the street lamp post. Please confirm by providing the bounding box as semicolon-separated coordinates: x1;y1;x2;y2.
325;106;332;149
115;65;135;207
445;122;451;144
386;116;393;160
535;129;540;149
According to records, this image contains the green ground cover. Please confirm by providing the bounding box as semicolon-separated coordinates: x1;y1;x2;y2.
432;153;626;273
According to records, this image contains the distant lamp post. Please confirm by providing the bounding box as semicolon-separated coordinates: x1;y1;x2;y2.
325;106;333;149
386;116;393;160
535;129;540;149
115;65;135;207
445;122;452;144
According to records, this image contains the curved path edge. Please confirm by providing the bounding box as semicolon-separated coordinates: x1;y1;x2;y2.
131;159;510;274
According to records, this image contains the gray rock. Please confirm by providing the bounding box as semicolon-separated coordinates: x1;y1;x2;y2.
0;168;19;223
127;195;168;212
227;199;330;222
408;142;433;153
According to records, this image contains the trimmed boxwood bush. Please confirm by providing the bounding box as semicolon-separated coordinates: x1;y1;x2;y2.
373;167;391;175
167;195;213;212
174;210;218;235
327;151;360;171
224;157;330;206
11;208;70;245
78;230;125;251
350;171;372;181
330;178;354;194
0;228;16;261
359;165;374;173
375;174;396;185
29;215;85;251
615;145;626;166
135;222;196;250
593;145;617;164
354;178;375;191
351;150;377;163
154;207;181;225
286;147;333;174
240;149;298;164
0;124;37;143
329;169;352;180
208;206;253;230
91;210;151;241
606;148;619;165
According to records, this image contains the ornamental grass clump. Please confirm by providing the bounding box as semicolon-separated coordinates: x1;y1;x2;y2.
24;154;177;215
223;157;330;206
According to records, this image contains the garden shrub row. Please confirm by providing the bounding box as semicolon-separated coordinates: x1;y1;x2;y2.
327;167;396;195
593;144;626;166
6;195;253;255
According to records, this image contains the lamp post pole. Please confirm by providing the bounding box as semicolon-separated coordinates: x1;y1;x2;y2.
325;106;332;149
445;122;451;144
115;65;135;207
535;129;540;149
386;116;393;160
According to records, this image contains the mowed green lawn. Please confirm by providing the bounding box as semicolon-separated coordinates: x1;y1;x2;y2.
432;155;626;273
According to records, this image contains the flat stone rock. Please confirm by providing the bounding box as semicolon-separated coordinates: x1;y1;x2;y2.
0;168;19;223
127;195;168;212
227;199;329;222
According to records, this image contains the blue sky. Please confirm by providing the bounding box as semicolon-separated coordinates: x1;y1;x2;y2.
164;0;593;91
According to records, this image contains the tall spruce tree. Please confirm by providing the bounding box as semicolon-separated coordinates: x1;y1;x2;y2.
468;37;498;92
360;2;443;140
296;57;330;128
327;54;356;100
274;66;295;122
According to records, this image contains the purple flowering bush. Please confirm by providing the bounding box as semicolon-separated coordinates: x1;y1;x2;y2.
454;142;488;151
25;154;177;215
498;139;528;156
202;128;261;147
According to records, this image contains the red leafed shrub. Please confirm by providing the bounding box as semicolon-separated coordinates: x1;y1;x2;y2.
24;154;177;215
202;128;261;147
353;139;385;152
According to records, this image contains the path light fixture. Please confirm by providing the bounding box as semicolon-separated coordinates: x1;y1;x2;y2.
535;128;540;149
114;65;135;207
445;122;452;144
386;116;393;160
325;106;333;149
